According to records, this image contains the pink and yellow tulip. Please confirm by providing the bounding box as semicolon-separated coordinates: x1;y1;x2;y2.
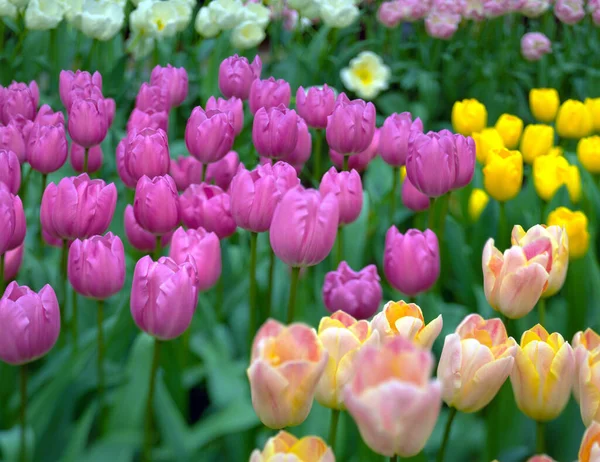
579;421;600;462
573;328;600;425
250;431;335;462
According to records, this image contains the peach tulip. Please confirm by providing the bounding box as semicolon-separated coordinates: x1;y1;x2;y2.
315;311;379;410
438;314;517;412
247;320;328;429
510;324;575;422
579;421;600;462
526;456;557;462
371;300;443;349
250;431;335;462
343;337;441;457
573;328;600;425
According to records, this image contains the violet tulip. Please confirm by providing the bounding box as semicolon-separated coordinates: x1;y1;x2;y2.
0;122;26;163
150;64;189;108
295;85;336;129
0;150;20;194
133;175;180;236
185;107;235;164
451;132;476;189
249;77;292;114
179;183;237;239
66;84;103;113
0;184;16;255
326;94;376;155
116;138;137;189
252;105;299;159
124;205;172;252
68;233;126;299
402;176;431;212
218;54;262;100
379;112;424;167
281;116;312;171
319;167;363;225
122;128;171;184
206;96;244;135
130;256;198;340
3;244;24;282
68;97;109;148
34;104;65;126
1;81;39;125
384;226;440;296
206;151;242;191
59;70;102;109
71;143;102;174
135;82;169;113
330;129;380;173
170;156;203;191
127;107;169;133
6;195;25;251
26;123;68;174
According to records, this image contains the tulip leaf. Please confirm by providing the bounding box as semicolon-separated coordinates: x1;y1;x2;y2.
61;403;98;462
154;375;190;461
0;427;35;462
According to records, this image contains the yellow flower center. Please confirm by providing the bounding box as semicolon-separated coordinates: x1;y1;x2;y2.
355;65;374;85
156;19;165;31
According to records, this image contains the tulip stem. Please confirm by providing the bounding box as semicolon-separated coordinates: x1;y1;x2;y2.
389;457;397;462
437;407;457;462
72;288;78;352
536;421;545;453
498;201;507;249
97;299;105;434
335;227;343;266
0;253;5;295
343;155;349;172
249;232;258;347
39;173;47;251
428;197;436;230
144;339;161;462
314;129;323;182
83;147;89;174
266;246;275;321
329;409;340;451
538;297;546;326
20;364;27;462
154;236;161;261
390;167;399;224
61;240;68;305
287;267;301;324
200;163;206;183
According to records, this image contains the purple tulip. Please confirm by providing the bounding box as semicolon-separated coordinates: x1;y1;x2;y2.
295;85;336;129
3;244;23;282
135;82;169;113
326;93;376;155
451;133;476;189
378;112;424;167
179;183;236;239
185;106;235;164
218;54;262;100
0;121;26;163
402;177;431;212
170;156;203;192
205;151;242;191
127;107;169;133
116;138;137;189
26;123;68;174
330;129;379;173
249;77;291;114
252;105;299;159
281;116;312;169
6;195;25;251
319;167;363;225
59;70;102;108
133;175;180;236
66;84;103;113
34;104;65;126
71;143;102;174
124;205;172;252
68;97;109;148
150;64;189;108
1;81;39;125
122;128;171;185
0;149;20;194
0;184;16;255
205;96;244;136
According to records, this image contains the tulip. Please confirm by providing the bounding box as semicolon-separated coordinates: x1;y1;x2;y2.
59;70;102;109
315;311;379;410
169;156;203;192
547;207;589;260
533;154;581;203
0;81;39;125
384;227;440;296
526;456;556;462
319;167;363;225
247;319;328;428
134;175;180;236
472;128;505;164
521;32;552;61
0;282;60;365
529;88;560;123
451;98;487;136
326;94;376;156
372;300;443;348
204;95;243;135
65;84;104;113
554;0;585;23
34;104;65;126
579;421;600;462
344;336;441;457
495;114;523;149
578;136;600;173
115;138;137;189
124;205;172;252
218;54;262;100
252;105;299;160
519;0;552;17
179;183;236;239
0;122;26;163
330;128;380;173
468;188;490;222
230;162;299;233
556;99;593;139
6;195;25;252
68;233;125;300
127;107;169;133
205;151;242;191
185;107;235;166
0;185;16;256
520;124;554;164
68;97;109;148
573;328;600;425
452;133;476;189
135;82;169;113
122;128;171;185
296;85;336;129
0;149;20;194
71;143;102;174
250;431;334;462
130;256;198;340
438;314;517;412
585;97;600;132
378;112;423;167
425;9;461;39
401;176;430;211
249;77;291;114
150;64;188;108
510;324;574;421
340;50;391;100
482;148;523;202
281;116;311;171
322;262;382;319
26;123;68;174
270;187;339;267
3;244;23;282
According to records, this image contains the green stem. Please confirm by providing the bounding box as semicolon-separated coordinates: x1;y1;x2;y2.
39;173;47;251
287;267;301;324
437;193;450;246
215;275;224;321
200;163;206;183
61;240;68;305
329;409;340;452
0;253;5;295
153;236;161;261
389;457;398;462
72;287;78;351
20;364;26;462
84;39;97;70
143;339;161;462
97;299;105;433
335;227;343;266
83;147;89;174
266;245;275;321
536;420;545;454
390;167;399;223
437;407;457;462
498;201;507;249
342;155;349;172
428;197;436;230
314;130;322;182
538;297;546;326
249;232;258;347
19;165;33;205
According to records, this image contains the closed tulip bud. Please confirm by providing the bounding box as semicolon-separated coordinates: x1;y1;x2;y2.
150;64;188;108
3;244;24;282
573;328;600;424
554;0;585;23
315;311;379;409
330;129;379;173
319;167;363;225
68;233;125;299
68;97;109;148
438;314;517;412
401;176;430;212
123;128;171;183
495;114;523;149
585;97;600;131
322;262;382;319
205;151;242;191
6;195;25;251
59;70;102;109
372;300;443;349
578;136;600;173
556;99;593;139
520;124;554;164
218;54;262;100
521;32;552;61
26;123;68;174
0;185;16;255
205;96;244;135
0;282;60;365
180;183;236;239
510;325;574;421
124;205;172;252
282;116;312;169
482;237;551;319
34;104;65;126
270;187;339;267
230;162;299;232
131;256;198;340
70;143;102;174
296;85;336;129
0;122;26;163
529;88;560;123
0;149;20;194
378;112;423;167
468;188;490;222
579;421;600;462
185;107;235;164
134;175;180;236
248;320;328;428
472;128;505;164
250;431;334;462
1;81;39;125
127;108;169;133
547;207;589;260
483;148;523;202
384;227;440;296
169;156;203;192
533;155;581;203
344;336;441;457
451;98;487;136
249;77;291;114
169;227;221;291
326;94;376;155
252;105;299;159
452;133;476;189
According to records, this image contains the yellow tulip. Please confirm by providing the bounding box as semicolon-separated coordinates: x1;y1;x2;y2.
520;124;554;164
510;324;575;422
529;88;559;123
533;155;581;203
579;421;600;462
585;97;600;132
578;136;600;174
547;146;563;157
468;188;489;222
494;113;523;149
483;148;523;202
250;431;334;462
556;99;593;139
472;128;505;164
451;98;487;136
547;206;590;260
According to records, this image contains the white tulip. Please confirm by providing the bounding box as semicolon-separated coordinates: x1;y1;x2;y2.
172;0;193;32
340;51;391;100
25;0;66;30
230;20;265;49
0;0;18;18
70;0;125;40
8;0;29;9
241;2;270;28
194;6;220;37
208;0;243;30
319;0;359;28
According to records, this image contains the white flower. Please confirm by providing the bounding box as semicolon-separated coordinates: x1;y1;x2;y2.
230;20;266;49
0;0;18;18
25;0;66;29
340;51;391;100
241;2;270;28
145;0;180;37
300;0;321;18
194;6;220;37
208;0;243;30
8;0;29;8
172;0;193;32
287;0;312;11
126;32;155;59
319;0;359;28
70;0;124;40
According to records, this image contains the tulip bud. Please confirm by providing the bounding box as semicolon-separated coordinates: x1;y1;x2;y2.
179;183;236;239
520;124;554;164
554;0;585;23
529;88;560;123
270;187;339;267
0;149;20;194
330;129;379;172
483;148;523;202
452;133;476;189
322;262;382;319
247;319;328;428
573;328;600;425
205;96;244;136
556;99;593;139
150;64;188;108
451;98;487;136
521;32;552;61
59;70;102;109
127;108;169;133
250;431;334;462
218;54;262;100
205;151;242;191
0;121;26;163
133;175;180;236
578;136;600;174
6;194;25;252
71;143;102;174
510;324;575;421
547;207;589;260
3;244;24;282
384;227;440;296
533;155;581;203
0;81;39;125
68;97;109;148
579;421;600;462
185;107;235;164
135;82;169;113
585;97;600;132
26;123;68;174
124;205;172;252
344;336;441;457
281;116;311;169
401;176;430;212
68;233;125;299
249;77;292;114
378;112;423;167
123;128;171;184
494;113;523;149
468;188;490;222
34;104;65;126
296;85;336;129
130;256;198;340
169;156;203;192
0;282;60;365
252;105;299;159
326;94;376;155
472;128;505;164
319;167;363;225
0;185;16;255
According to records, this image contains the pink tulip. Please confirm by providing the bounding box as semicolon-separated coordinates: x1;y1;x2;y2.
218;54;262;100
26;123;68;174
1;81;39;125
150;64;188;108
65;83;103;113
2;244;24;282
483;0;510;16
402;177;430;212
104;98;116;127
169;227;222;291
0;121;26;163
377;2;404;27
34;104;65;126
135;82;169;113
521;32;552;61
326;93;376;155
554;0;585;23
130;256;198;340
68;233;126;299
43;229;62;248
451;133;476;189
122;128;171;184
205;96;244;135
433;0;466;13
270;187;339;267
185;106;235;164
0;184;16;255
379;112;423;167
179;183;236;239
520;0;551;17
6;195;25;251
0;149;20;194
526;456;556;462
70;143;102;174
319;167;363;225
68;97;109;148
133;175;180;236
116;138;137;189
330;129;380;172
127;107;169;133
252;105;299;159
424;9;461;39
206;151;242;191
170;156;203;192
124;205;172;252
281;116;312;169
59;70;102;108
0;282;60;365
295;85;336;129
249;77;292;114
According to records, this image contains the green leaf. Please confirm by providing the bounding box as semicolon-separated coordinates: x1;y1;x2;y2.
154;376;190;461
61;404;98;462
343;191;370;269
